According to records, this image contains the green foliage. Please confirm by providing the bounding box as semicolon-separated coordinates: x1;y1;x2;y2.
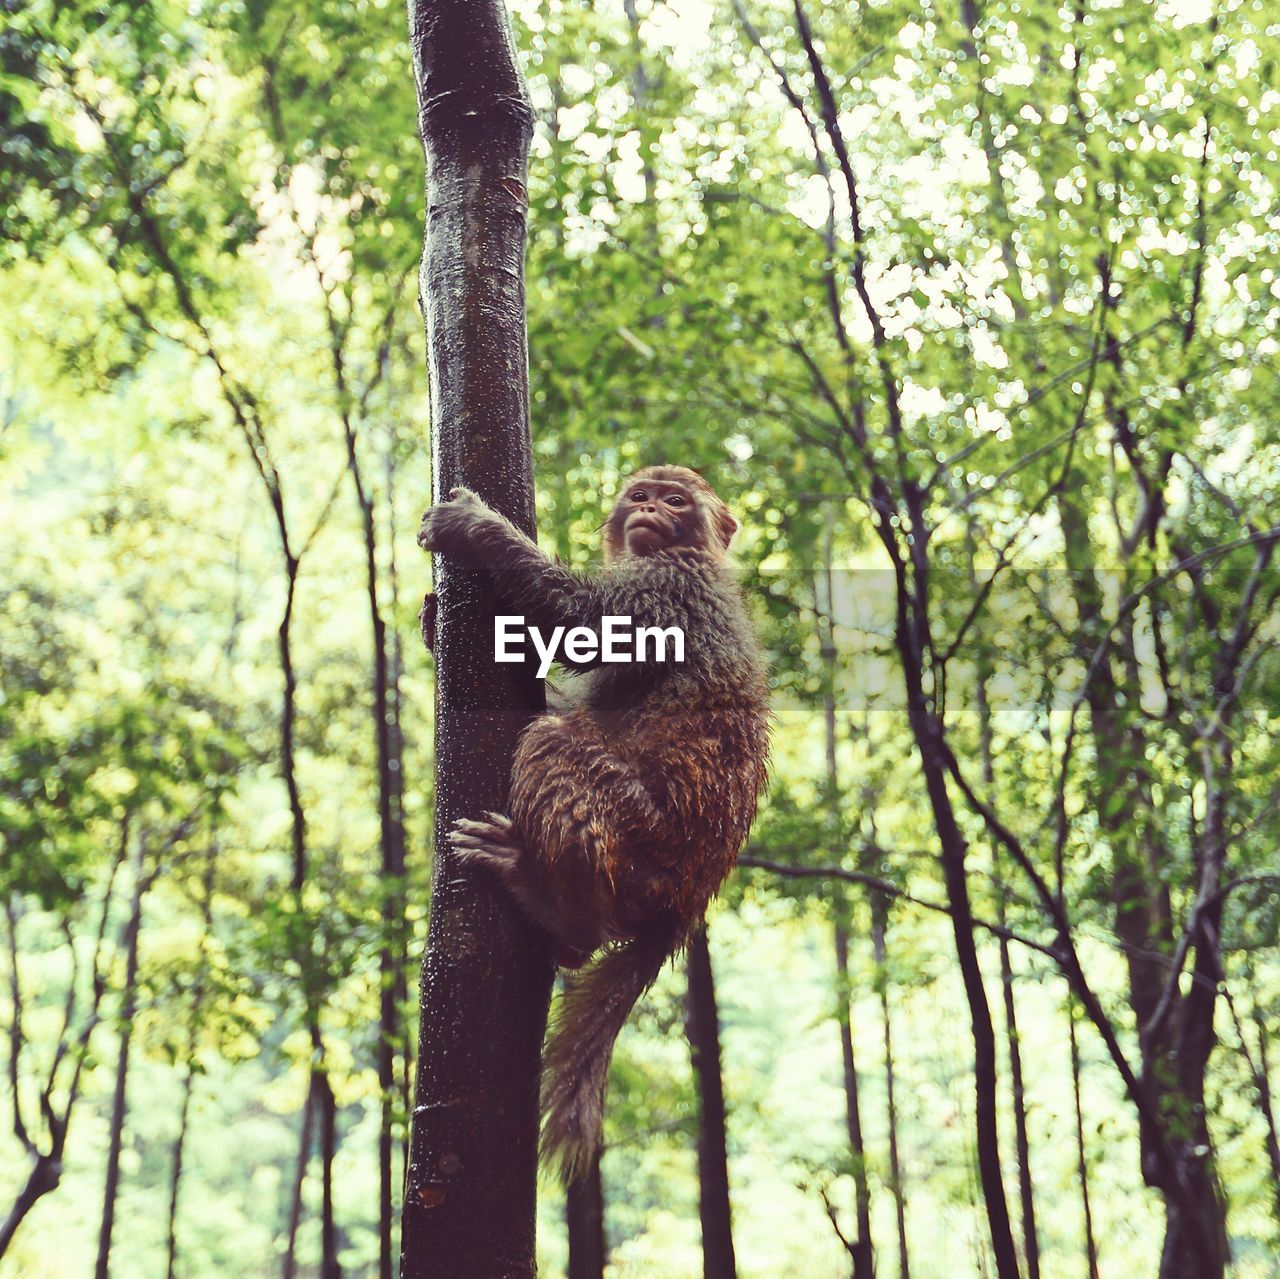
3;0;1280;1275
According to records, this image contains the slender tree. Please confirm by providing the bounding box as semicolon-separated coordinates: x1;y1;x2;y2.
94;831;151;1279
686;926;738;1279
870;892;910;1279
1067;999;1101;1279
814;534;873;1278
400;3;554;1275
0;818;130;1259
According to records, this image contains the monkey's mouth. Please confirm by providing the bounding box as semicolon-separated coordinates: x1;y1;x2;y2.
626;516;676;554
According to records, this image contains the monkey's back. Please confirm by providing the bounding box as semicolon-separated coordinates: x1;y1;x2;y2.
615;683;770;932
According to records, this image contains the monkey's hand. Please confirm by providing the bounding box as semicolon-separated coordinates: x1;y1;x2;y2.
417;487;498;563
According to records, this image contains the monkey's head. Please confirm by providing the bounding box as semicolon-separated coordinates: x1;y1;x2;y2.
604;465;739;565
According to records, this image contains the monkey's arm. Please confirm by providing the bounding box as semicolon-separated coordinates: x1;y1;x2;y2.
418;487;604;640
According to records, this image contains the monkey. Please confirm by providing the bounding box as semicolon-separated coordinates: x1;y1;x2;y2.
417;464;770;1177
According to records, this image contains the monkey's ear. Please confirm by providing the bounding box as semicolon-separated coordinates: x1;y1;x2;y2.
715;506;739;549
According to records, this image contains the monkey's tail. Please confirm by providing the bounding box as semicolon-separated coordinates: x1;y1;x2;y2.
540;924;680;1181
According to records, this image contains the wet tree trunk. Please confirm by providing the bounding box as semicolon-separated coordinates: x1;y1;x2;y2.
94;832;148;1279
400;3;553;1276
566;1151;606;1279
686;927;737;1279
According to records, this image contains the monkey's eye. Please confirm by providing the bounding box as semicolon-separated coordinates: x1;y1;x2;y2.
665;494;685;506
630;490;648;502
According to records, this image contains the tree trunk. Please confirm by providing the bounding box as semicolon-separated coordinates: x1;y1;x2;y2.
686;926;737;1279
995;907;1039;1279
1061;488;1234;1277
167;847;215;1279
566;1150;606;1279
94;833;148;1279
400;4;554;1276
337;342;404;1279
165;1062;196;1279
963;546;1039;1279
0;819;130;1262
316;1066;342;1279
814;533;873;1278
382;421;413;1178
901;686;1020;1279
1249;1001;1280;1228
1067;998;1100;1279
282;1080;315;1279
834;915;873;1279
0;1155;60;1259
871;896;909;1279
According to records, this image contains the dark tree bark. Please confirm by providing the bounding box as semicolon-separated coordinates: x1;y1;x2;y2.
94;833;148;1279
566;1151;606;1279
400;4;554;1276
686;927;737;1279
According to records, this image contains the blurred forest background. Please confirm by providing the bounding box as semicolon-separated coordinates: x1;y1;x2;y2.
2;0;1280;1276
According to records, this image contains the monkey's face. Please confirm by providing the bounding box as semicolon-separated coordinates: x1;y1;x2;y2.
605;467;738;564
615;478;690;558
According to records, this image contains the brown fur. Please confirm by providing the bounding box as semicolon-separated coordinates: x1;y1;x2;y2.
419;466;770;1176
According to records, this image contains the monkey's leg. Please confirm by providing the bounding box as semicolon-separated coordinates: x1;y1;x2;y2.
510;714;671;933
450;812;593;965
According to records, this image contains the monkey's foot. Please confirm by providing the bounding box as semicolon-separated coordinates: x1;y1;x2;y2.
449;812;522;872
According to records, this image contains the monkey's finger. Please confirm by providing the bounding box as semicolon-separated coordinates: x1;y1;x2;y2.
451;842;518;873
453;815;519;848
